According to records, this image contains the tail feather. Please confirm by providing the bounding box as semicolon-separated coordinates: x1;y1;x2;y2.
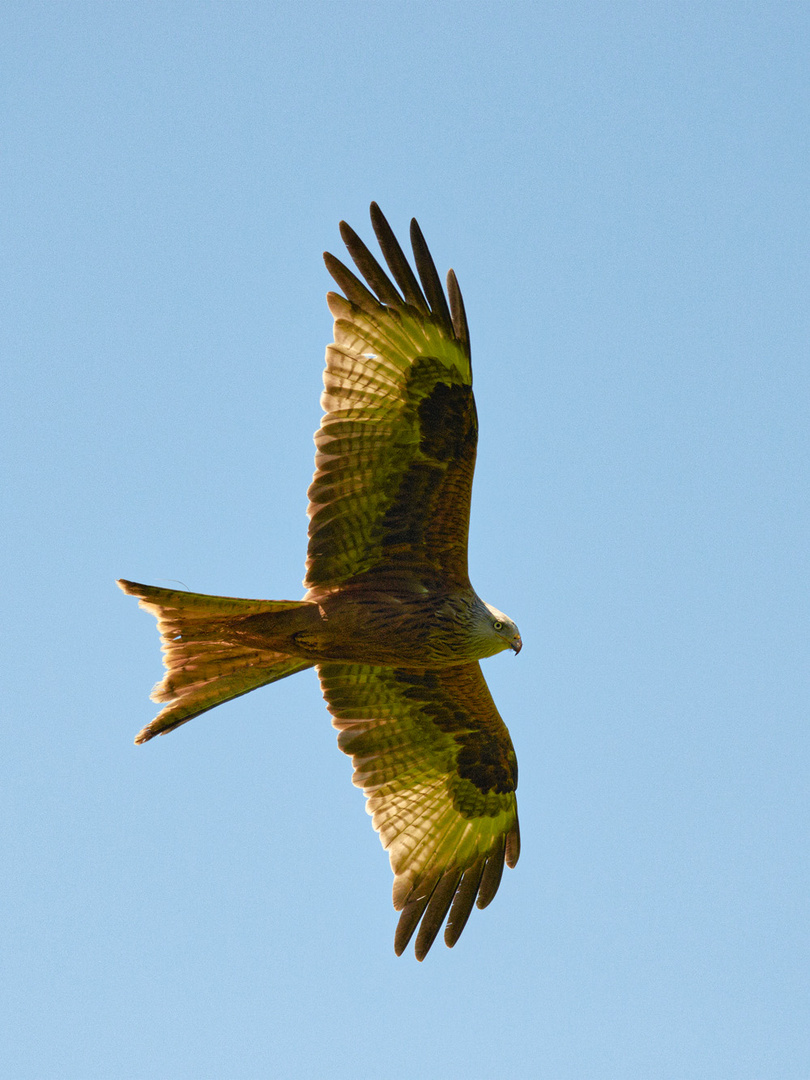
117;579;315;743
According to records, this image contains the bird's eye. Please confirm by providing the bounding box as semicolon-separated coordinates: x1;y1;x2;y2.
493;620;503;631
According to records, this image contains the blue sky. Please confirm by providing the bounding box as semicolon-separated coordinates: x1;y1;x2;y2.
3;3;808;1077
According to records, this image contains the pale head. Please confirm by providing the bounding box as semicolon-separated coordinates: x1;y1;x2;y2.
470;600;522;659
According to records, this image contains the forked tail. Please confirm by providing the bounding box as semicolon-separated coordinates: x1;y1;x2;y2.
117;579;315;743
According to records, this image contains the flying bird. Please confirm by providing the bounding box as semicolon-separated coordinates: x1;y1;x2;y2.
119;204;521;960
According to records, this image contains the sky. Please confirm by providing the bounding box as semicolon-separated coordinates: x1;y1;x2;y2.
3;2;808;1077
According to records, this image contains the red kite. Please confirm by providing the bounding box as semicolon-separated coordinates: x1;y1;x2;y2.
119;204;521;959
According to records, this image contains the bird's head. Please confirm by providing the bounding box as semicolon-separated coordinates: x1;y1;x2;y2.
474;601;522;658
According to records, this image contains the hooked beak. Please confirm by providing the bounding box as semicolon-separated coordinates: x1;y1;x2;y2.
510;634;522;655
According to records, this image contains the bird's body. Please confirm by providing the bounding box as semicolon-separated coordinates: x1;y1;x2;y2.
119;205;522;960
299;584;517;667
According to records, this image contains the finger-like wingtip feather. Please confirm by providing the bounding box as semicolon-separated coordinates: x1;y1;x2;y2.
476;834;507;910
443;857;486;949
446;269;470;352
505;818;521;868
409;217;454;335
338;220;403;307
369;202;429;313
323;251;382;315
394;875;439;956
414;869;463;960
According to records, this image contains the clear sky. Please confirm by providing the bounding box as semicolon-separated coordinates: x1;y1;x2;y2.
3;3;808;1077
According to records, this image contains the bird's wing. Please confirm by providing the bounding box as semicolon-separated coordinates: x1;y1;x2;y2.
305;202;476;591
317;660;520;960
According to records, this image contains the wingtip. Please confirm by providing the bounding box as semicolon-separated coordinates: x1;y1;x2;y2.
505;819;521;868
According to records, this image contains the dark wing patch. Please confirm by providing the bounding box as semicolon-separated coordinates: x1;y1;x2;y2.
317;661;520;960
391;665;517;800
417;378;476;461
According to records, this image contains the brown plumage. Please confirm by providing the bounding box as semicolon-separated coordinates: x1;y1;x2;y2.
118;204;522;960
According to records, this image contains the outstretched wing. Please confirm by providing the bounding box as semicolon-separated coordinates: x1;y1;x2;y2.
317;660;520;960
305;203;476;592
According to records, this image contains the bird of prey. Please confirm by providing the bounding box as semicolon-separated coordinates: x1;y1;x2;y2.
118;204;522;960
